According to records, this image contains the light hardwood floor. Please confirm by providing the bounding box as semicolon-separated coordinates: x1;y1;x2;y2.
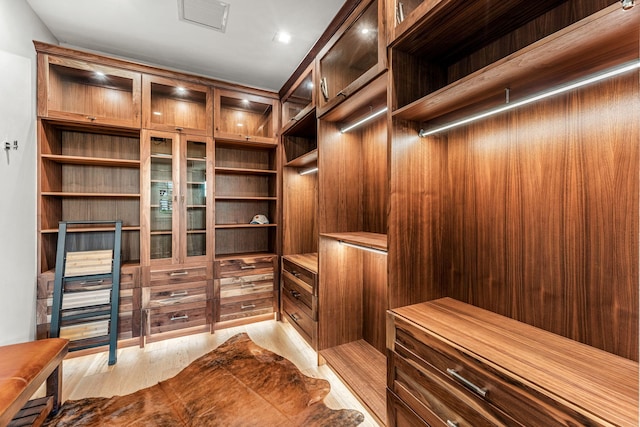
55;320;381;426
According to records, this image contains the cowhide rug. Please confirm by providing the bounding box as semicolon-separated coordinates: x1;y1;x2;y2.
45;333;364;426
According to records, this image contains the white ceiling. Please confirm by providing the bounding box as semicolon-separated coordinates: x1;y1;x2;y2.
26;0;346;92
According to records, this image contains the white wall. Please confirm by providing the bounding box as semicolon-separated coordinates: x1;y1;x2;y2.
0;0;56;344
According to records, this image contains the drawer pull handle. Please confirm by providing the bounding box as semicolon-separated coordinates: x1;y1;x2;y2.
447;368;487;398
241;283;256;288
291;270;301;277
241;304;256;310
447;421;459;427
289;313;300;322
170;271;189;277
86;116;97;121
80;279;104;286
240;264;256;270
289;290;301;299
170;314;189;321
170;291;188;297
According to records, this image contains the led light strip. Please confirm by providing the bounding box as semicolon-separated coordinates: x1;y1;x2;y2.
340;107;388;133
340;240;388;255
299;166;318;175
419;60;640;137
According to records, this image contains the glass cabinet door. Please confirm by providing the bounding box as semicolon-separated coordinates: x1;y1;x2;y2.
149;134;177;261
185;137;210;259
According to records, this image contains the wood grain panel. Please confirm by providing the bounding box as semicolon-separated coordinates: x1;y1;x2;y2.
318;237;363;349
446;74;639;360
282;167;318;255
362;251;387;353
388;119;448;309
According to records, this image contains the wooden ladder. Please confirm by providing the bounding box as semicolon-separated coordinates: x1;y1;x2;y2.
49;220;122;365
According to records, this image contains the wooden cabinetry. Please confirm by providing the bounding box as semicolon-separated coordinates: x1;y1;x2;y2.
280;254;318;348
387;298;639;427
37;53;141;128
388;1;639;362
214;142;278;257
316;0;386;116
141;130;214;264
142;263;213;342
142;75;212;136
214;255;277;327
214;89;279;145
36;265;141;343
281;64;314;131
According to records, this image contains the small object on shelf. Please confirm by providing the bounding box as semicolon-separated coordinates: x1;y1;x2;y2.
250;214;269;224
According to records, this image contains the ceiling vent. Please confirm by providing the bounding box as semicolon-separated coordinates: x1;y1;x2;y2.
178;0;230;33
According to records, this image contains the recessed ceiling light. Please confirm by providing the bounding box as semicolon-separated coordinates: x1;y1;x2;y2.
274;31;291;44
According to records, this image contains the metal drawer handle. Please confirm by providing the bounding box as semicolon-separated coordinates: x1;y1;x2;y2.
289;313;299;322
86;116;97;121
170;271;189;276
170;314;189;321
170;291;188;297
240;264;256;270
447;421;459;427
241;283;256;288
80;279;104;285
291;270;301;278
241;304;256;310
289;290;301;299
447;368;487;398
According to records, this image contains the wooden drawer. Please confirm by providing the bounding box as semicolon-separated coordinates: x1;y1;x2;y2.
387;390;429;427
389;349;514;426
216;256;275;277
144;280;209;308
282;294;316;345
148;264;210;286
393;317;584;426
282;274;316;320
219;273;273;299
145;300;208;335
219;295;273;322
282;258;315;293
37;265;139;298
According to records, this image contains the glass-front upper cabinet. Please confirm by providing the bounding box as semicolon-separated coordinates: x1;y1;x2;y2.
316;0;385;116
281;65;315;131
142;75;213;136
214;89;279;145
143;130;213;265
37;53;142;128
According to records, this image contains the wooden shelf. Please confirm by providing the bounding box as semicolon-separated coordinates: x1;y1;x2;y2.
320;340;386;426
320;232;387;252
214;196;277;201
214;167;277;175
215;224;277;229
41;192;140;198
41;154;140;168
285;149;318;168
41;226;140;234
393;4;639;122
215;252;277;261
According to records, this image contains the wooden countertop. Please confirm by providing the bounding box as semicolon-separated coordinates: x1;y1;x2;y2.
390;298;639;427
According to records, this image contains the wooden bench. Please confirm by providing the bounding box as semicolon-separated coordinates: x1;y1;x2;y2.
0;338;68;426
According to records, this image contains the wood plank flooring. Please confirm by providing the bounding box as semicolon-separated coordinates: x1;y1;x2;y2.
52;320;381;426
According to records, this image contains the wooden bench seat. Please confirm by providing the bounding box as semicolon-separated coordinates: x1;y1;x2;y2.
0;338;68;426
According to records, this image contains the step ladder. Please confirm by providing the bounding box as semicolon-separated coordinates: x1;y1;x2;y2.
50;220;122;365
